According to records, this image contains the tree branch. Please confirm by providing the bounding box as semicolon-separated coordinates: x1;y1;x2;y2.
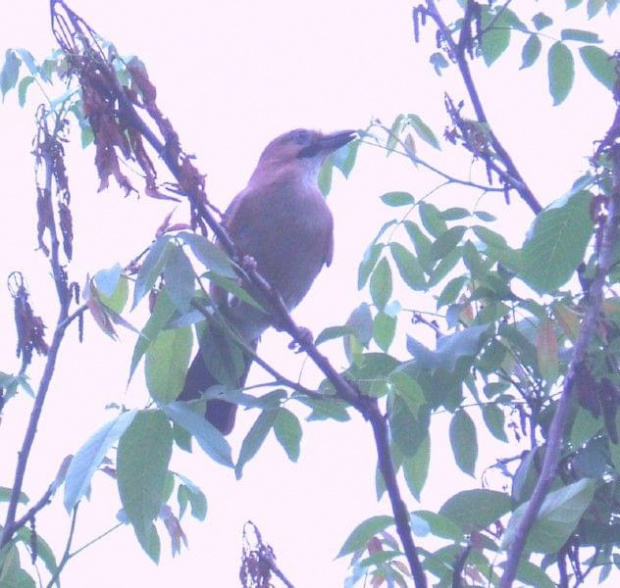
423;0;542;214
48;1;427;582
500;105;620;587
367;402;428;588
1;109;74;549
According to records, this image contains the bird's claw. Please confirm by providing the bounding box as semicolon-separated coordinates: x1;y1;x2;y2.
289;327;314;353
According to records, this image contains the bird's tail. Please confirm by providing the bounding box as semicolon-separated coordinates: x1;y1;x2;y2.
179;321;256;435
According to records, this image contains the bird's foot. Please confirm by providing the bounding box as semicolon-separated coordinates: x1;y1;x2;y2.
241;254;258;272
289;326;314;353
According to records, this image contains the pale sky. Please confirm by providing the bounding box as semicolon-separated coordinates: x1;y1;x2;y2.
1;1;619;587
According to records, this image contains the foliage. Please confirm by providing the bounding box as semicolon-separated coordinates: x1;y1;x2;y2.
1;1;620;587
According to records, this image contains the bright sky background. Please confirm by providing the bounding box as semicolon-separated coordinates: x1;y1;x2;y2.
1;1;619;587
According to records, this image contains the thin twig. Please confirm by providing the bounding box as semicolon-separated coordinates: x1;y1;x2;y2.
67;521;123;559
366;130;506;194
1;111;73;548
46;505;79;588
11;485;55;533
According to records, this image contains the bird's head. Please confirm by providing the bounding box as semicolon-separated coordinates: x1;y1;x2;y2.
252;128;357;185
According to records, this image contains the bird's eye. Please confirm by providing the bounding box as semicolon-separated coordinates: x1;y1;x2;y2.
291;130;310;145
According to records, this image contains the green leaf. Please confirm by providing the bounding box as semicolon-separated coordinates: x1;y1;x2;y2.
481;14;511;66
93;264;128;311
474;210;496;222
135;522;161;563
236;409;278;478
373;311;396;351
499;8;527;31
145;326;192;403
380;191;415;207
579;46;617;90
0;545;36;588
317;156;333;195
472;226;507;249
274;408;302;462
570;408;603;447
301;395;350;422
14;528;57;577
405;221;433;273
521;190;593;293
369;257;392;310
587;0;605;17
532;12;553;30
419;202;447;237
346;302;374;347
516;560;557;588
163;245;196;312
572;438;608;477
1;49;20;99
389;394;431;457
390;242;426;290
347;353;400;396
337;515;394;557
390;371;425;418
178;482;208;521
133;237;171;309
17;76;34;107
440;489;511;533
13;49;37;77
163;403;233;467
427;246;463;287
179;232;236;278
521;35;542;69
561;28;601;43
548;41;575;105
414;510;463;541
407;325;489;374
205;271;263;310
437;275;467;307
403;435;430;501
64;411;137;511
566;0;583;8
430;226;466;261
407;114;440;150
449;410;478;476
441;207;471;221
130;289;177;380
314;325;352;345
117;410;173;561
329;139;359;179
482;404;508;442
0;488;29;505
536;317;559;382
503;479;597;553
358;242;383;289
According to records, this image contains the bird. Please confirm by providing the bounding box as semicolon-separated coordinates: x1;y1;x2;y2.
179;128;357;434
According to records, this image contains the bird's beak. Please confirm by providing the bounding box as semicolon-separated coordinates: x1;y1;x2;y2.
318;129;358;154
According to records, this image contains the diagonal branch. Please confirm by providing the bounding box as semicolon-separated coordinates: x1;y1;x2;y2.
500;105;620;587
48;1;428;584
423;0;542;214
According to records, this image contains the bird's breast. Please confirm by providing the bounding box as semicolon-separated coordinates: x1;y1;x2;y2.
227;181;333;310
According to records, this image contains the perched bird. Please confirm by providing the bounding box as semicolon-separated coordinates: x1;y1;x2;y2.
179;128;356;434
